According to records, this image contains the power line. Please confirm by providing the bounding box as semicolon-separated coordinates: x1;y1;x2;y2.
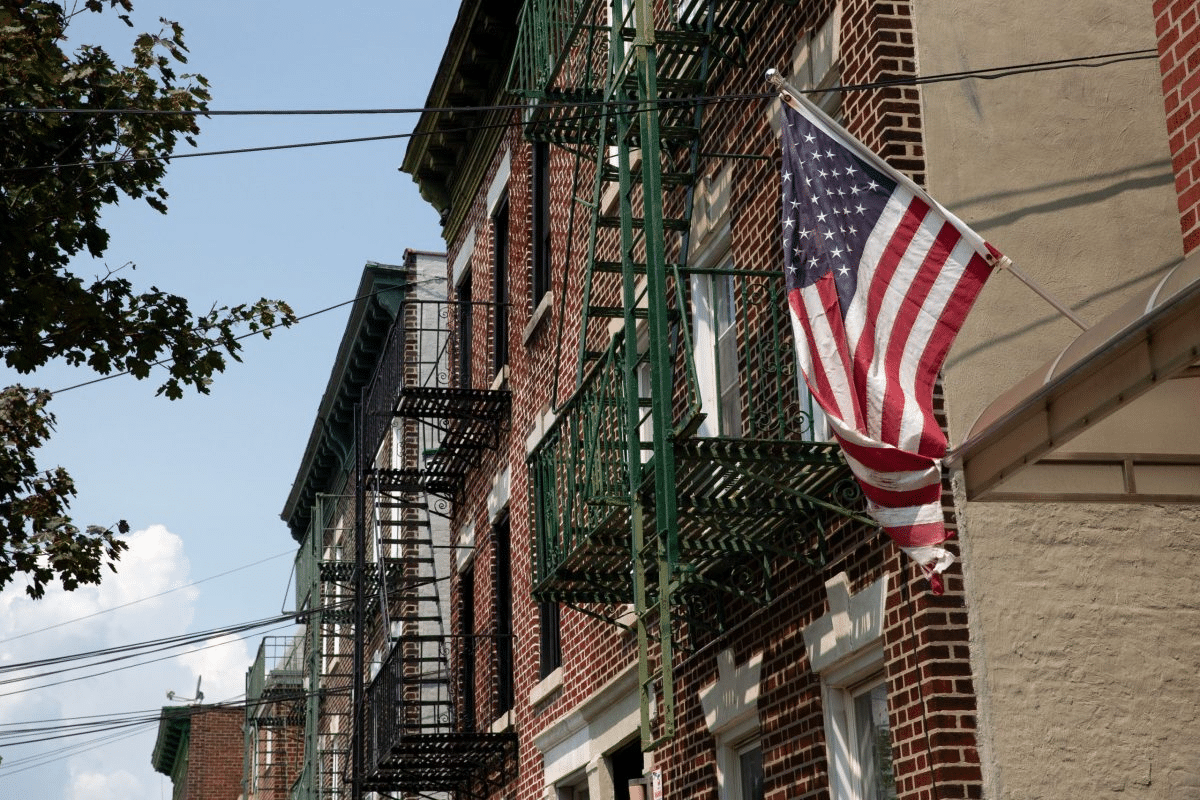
0;685;351;752
50;282;413;394
0;49;1157;118
0;49;1159;176
0;725;155;779
0;548;295;645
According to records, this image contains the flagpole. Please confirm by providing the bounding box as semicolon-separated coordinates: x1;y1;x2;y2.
993;257;1090;330
765;68;1091;332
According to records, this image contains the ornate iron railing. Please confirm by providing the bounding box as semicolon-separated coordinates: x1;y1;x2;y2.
528;271;851;603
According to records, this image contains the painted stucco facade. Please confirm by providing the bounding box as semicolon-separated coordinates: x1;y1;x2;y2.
916;2;1200;797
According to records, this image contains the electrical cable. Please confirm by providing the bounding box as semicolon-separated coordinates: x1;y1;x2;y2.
0;49;1160;177
0;548;295;645
0;597;351;689
0;48;1157;118
0;725;155;778
49;282;411;394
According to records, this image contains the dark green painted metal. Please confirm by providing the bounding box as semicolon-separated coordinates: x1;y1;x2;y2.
513;0;866;750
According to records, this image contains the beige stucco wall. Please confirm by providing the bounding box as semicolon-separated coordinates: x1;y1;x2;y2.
913;2;1200;798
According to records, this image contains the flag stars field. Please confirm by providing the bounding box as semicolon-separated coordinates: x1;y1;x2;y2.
777;86;1000;592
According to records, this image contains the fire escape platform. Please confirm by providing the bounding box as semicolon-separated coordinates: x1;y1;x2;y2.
363;733;518;795
533;438;858;604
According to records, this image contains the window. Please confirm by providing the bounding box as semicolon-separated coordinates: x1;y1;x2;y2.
458;564;476;729
557;773;590;800
635;325;654;463
456;270;473;389
799;374;830;442
492;192;510;375
735;739;764;800
691;269;743;438
539;601;562;679
713;273;742;436
826;677;897;800
793;6;842;117
494;512;514;716
609;740;644;800
531;141;552;308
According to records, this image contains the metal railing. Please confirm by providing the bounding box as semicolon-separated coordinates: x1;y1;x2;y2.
509;0;604;100
359;297;509;480
528;271;821;597
361;632;515;783
247;636;305;714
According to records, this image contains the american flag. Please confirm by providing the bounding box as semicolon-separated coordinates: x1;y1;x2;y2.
779;88;999;592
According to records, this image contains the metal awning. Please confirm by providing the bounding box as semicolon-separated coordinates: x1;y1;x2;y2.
948;250;1200;502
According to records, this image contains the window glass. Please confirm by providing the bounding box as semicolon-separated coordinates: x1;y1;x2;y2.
458;565;476;729
532;142;552;307
495;513;514;715
737;740;764;800
539;601;562;678
493;194;510;374
827;675;897;800
713;274;743;437
457;271;473;388
852;682;897;800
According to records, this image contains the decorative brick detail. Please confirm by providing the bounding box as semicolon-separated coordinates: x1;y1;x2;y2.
1156;0;1200;253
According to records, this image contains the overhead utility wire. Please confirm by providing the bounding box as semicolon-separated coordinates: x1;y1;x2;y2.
50;282;411;394
0;609;300;677
0;548;295;645
0;49;1159;177
0;683;350;734
0;618;296;700
0;725;154;779
0;686;351;752
0;597;349;680
0;49;1157;118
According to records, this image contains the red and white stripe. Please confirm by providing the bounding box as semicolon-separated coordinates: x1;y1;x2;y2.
786;167;996;589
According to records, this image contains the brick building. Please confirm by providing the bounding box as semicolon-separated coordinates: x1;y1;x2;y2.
277;2;1200;800
151;705;244;800
403;2;979;799
243;636;306;799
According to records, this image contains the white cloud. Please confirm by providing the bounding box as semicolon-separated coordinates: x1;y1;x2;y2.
178;632;254;704
67;767;148;800
0;525;202;800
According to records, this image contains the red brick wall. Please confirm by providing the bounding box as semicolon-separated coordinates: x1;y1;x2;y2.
1156;0;1200;253
185;707;244;800
439;3;982;800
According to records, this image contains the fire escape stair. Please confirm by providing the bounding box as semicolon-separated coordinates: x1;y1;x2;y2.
513;0;871;750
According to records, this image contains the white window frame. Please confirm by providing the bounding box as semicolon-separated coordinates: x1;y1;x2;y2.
822;658;896;800
730;735;764;800
691;262;744;438
699;649;764;800
792;5;842;116
803;573;894;800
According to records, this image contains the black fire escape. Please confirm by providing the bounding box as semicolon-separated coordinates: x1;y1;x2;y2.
351;297;515;799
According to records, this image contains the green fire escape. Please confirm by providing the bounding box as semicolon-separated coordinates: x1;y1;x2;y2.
510;0;869;748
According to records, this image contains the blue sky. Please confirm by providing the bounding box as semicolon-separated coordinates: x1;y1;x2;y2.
0;3;458;797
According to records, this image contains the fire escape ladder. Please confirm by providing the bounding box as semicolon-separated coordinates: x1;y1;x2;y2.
513;0;874;751
348;297;515;798
586;0;734;751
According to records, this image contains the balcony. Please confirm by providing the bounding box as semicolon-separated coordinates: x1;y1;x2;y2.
361;298;510;506
527;271;865;607
360;633;517;795
246;636;305;727
507;0;761;143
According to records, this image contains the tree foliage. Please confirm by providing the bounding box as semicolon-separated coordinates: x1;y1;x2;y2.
0;1;296;597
